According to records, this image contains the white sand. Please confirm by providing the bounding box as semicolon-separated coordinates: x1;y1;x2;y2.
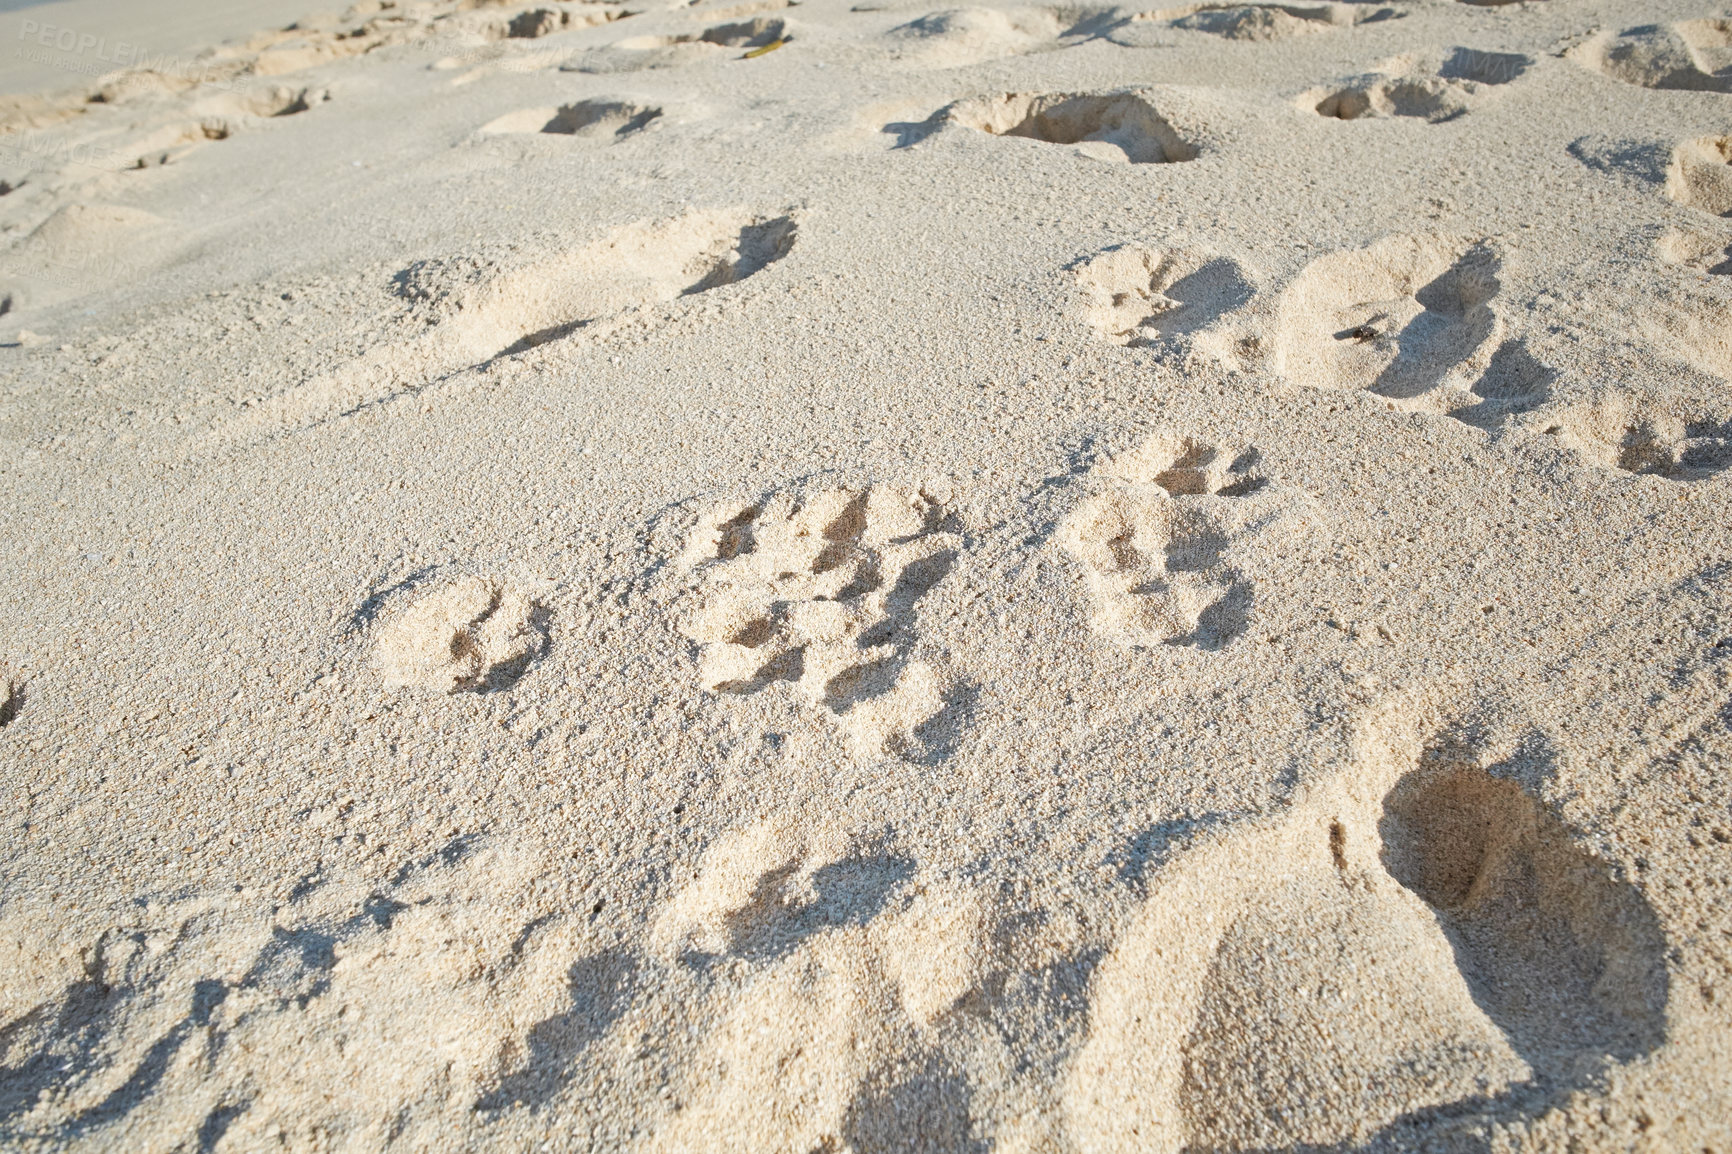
1;0;1730;1148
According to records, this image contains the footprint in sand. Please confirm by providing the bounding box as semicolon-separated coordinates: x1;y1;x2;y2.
881;6;1115;68
1072;243;1252;346
1168;1;1396;40
1066;730;1667;1152
1274;233;1550;429
681;484;961;760
0;834;582;1148
204;209;795;451
498;6;612;39
1659;227;1732;276
479;98;662;138
1446;337;1556;431
1535;289;1732;479
1604;418;1732;482
1553;399;1732;483
121;84;329;168
1308;48;1529;122
1102;2;1397;48
1568;19;1732;93
1636;286;1732;384
639;818;991;1153
1061;433;1309;650
564;17;787;72
1666;136;1732;217
372;576;550;693
938;89;1197;164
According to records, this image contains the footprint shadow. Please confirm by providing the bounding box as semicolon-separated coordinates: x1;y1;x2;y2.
1380;757;1668;1081
1150;262;1254;336
1451;339;1555;431
1368;246;1501;400
843;1057;986;1154
475;949;637;1112
719;854;916;962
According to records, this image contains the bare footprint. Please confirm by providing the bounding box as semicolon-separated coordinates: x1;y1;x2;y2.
202;209;795;450
1072;244;1252;345
882;6;1110;68
941;90;1197;164
1308;49;1527;123
1568;19;1732;93
1658;227;1732;276
1274;234;1503;404
479;99;662;138
1666;136;1732;217
1066;729;1667;1152
372;577;549;693
565;17;786;71
642;818;991;1153
681;484;960;759
1555;401;1732;483
1104;2;1395;47
1061;433;1293;650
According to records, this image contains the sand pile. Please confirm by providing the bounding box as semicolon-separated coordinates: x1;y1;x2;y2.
0;0;1729;1148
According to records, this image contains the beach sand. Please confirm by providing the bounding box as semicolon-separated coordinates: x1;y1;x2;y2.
0;0;1729;1148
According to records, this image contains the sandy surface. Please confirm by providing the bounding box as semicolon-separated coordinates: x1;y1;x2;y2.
1;0;1730;1148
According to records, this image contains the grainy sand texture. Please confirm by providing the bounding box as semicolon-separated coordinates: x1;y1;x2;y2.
1;0;1730;1148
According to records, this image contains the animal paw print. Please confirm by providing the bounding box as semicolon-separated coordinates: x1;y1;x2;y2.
682;485;959;758
1073;244;1251;347
1060;434;1270;649
373;577;549;693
